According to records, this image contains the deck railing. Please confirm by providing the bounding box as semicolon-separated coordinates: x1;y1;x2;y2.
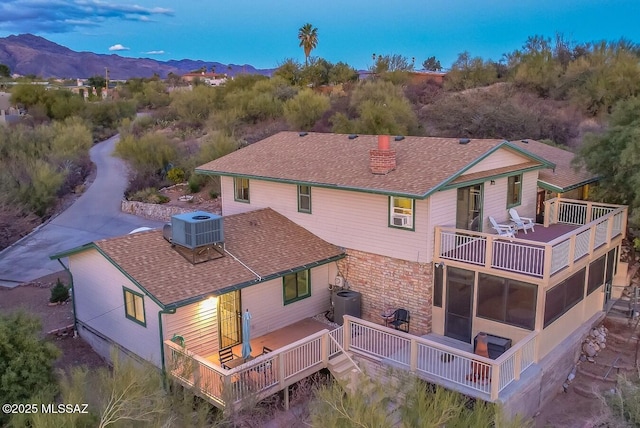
435;199;626;281
165;317;539;407
164;329;329;408
343;316;539;401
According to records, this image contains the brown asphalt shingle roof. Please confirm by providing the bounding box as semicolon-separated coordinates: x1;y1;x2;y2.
196;132;544;197
511;140;598;192
92;208;343;307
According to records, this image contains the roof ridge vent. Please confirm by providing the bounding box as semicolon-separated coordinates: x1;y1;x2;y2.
459;138;471;145
394;135;405;141
348;134;359;140
299;132;308;137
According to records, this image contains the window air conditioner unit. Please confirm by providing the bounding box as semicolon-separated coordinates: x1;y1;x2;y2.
392;214;410;226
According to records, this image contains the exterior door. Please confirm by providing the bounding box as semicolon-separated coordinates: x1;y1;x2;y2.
456;184;483;231
445;267;475;343
218;290;241;349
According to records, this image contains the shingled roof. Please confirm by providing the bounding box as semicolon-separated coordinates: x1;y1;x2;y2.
196;132;553;198
511;139;598;192
52;208;344;308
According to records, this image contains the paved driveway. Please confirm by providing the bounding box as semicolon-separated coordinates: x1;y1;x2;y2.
0;134;165;287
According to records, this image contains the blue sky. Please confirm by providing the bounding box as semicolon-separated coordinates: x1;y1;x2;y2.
1;0;639;70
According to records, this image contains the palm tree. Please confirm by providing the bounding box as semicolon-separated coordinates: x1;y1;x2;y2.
298;23;318;66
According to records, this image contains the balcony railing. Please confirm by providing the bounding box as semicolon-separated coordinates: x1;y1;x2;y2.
165;316;538;407
435;199;627;281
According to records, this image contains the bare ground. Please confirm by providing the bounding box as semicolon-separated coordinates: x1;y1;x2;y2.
0;271;106;372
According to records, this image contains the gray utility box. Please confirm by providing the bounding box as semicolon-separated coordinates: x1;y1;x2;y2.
474;333;512;359
333;290;362;326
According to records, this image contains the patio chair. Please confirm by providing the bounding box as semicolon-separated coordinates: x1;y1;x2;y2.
219;347;235;369
489;216;516;238
261;346;272;355
509;208;535;234
389;309;410;332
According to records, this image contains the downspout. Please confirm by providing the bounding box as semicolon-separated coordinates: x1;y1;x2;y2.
158;308;176;383
56;259;77;335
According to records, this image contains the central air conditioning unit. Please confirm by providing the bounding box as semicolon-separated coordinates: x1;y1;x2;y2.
392;214;410;226
171;211;224;249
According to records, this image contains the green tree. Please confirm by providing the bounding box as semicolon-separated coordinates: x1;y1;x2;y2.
300;57;332;87
0;63;10;78
298;23;319;66
115;132;177;175
284;88;330;130
0;312;60;426
328;62;358;84
273;58;302;86
577;96;640;226
333;79;418;135
372;54;415;73
422;56;443;71
445;51;499;91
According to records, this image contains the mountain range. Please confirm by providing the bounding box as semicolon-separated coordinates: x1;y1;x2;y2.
0;34;273;80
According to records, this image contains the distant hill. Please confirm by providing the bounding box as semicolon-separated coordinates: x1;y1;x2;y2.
0;34;274;79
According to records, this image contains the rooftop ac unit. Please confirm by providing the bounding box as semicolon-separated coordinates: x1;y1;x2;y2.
392;214;410;227
171;211;223;249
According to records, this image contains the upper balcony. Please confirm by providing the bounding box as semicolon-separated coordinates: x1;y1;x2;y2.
434;199;627;282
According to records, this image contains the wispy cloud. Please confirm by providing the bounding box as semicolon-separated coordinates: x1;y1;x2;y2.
0;0;173;33
144;50;165;55
108;43;129;51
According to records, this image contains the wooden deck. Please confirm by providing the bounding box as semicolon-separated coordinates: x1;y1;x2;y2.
436;200;626;281
206;317;334;367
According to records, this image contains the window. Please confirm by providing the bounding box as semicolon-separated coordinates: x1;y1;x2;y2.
298;185;311;213
587;255;606;295
544;268;586;328
234;177;250;202
507;174;522;208
283;270;310;305
389;196;414;229
123;287;146;326
477;274;537;330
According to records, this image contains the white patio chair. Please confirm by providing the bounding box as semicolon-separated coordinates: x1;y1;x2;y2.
489;216;516;238
509;208;535;234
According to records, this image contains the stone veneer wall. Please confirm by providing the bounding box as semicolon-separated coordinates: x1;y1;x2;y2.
121;200;194;222
337;248;433;336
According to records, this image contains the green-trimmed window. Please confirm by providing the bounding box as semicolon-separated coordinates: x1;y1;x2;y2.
234;177;250;202
507;174;522;208
298;185;311;213
390;197;414;229
123;287;146;326
283;270;310;305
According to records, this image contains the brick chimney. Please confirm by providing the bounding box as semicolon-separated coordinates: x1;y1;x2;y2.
370;135;396;174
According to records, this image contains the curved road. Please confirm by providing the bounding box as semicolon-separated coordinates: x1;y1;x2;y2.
0;134;166;287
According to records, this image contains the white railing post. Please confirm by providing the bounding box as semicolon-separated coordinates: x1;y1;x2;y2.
343;316;351;351
321;333;329;365
514;351;522;381
434;226;442;260
586;201;593;223
410;338;418;371
491;364;501;401
588;223;597;256
485;235;494;270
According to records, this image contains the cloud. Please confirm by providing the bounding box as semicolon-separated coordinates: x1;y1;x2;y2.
108;43;129;51
144;50;165;55
0;0;174;33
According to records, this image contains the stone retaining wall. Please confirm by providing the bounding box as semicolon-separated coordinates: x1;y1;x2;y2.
121;200;193;222
337;248;433;336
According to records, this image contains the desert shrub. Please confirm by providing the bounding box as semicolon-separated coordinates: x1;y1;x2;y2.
188;174;206;193
115;133;177;175
167;167;185;184
284;89;330;130
128;188;169;204
0;312;60;426
49;278;69;303
605;370;640;426
209;190;219;199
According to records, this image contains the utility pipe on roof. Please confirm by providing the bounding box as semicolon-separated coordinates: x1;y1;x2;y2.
224;249;262;281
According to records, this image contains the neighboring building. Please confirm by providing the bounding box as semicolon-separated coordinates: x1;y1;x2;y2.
182;72;228;86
